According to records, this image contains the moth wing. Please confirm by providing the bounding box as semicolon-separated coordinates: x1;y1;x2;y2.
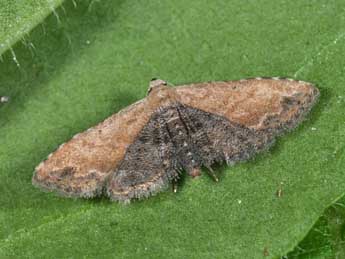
32;97;161;198
106;108;179;202
178;104;270;167
175;78;319;131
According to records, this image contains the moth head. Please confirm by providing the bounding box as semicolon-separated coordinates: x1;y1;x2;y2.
147;78;168;95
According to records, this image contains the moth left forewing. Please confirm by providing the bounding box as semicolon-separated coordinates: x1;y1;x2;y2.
32;97;164;198
33;81;180;199
107;108;179;202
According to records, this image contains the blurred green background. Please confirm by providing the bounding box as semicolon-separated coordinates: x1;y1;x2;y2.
0;0;344;258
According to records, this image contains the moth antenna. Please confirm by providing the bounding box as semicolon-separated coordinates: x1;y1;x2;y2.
165;80;175;87
150;78;175;87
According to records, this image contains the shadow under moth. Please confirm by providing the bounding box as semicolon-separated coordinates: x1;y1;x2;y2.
33;78;319;202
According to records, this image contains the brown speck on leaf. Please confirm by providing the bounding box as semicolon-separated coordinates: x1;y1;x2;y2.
276;182;284;198
263;247;269;256
276;185;283;198
32;78;320;203
276;188;283;198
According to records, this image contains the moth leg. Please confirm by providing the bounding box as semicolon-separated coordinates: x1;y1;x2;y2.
172;178;178;193
205;166;219;182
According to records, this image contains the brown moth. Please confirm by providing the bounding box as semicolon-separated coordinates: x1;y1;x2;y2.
32;78;319;202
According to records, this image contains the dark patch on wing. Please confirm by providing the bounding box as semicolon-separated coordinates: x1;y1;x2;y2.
106;103;276;202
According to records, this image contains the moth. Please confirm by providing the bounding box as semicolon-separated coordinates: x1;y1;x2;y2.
33;78;319;202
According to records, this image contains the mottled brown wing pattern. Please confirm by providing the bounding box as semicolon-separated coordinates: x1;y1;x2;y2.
32;99;150;198
175;78;319;131
32;78;319;202
106;107;179;201
181;105;272;166
32;85;177;198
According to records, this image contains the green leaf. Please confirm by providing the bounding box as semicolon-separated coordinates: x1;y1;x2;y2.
0;0;64;56
1;0;345;258
287;196;345;258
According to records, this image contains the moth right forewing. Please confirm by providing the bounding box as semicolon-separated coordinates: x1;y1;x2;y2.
174;78;319;131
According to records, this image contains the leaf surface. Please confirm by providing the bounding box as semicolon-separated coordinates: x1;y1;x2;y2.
0;1;345;258
0;0;64;56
